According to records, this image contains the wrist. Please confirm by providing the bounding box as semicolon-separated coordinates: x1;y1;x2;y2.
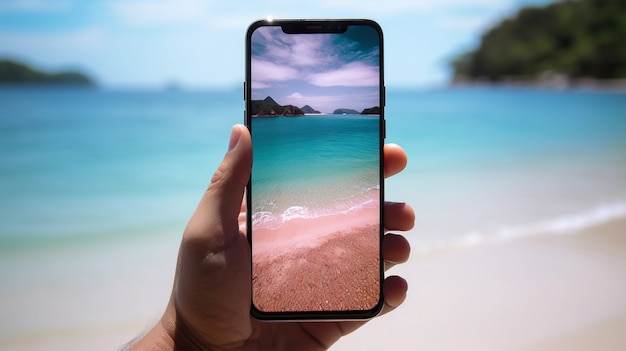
124;318;176;351
125;304;215;351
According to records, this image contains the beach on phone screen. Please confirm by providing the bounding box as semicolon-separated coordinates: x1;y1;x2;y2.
250;114;381;312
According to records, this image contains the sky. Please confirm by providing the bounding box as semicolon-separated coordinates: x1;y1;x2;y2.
251;24;380;113
0;0;555;89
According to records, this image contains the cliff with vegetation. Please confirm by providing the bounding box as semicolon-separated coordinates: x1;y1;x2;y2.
251;96;305;117
301;105;321;114
361;107;380;115
451;0;626;87
333;108;360;115
0;60;94;85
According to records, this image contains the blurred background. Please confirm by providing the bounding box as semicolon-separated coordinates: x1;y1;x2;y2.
1;0;625;350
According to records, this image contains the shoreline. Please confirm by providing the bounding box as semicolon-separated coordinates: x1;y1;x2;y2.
2;215;625;350
449;77;626;92
252;199;381;312
252;195;380;257
331;216;626;351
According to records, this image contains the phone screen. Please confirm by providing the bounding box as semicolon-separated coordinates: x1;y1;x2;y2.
246;20;384;319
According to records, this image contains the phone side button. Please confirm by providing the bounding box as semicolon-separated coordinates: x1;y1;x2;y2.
243;81;246;100
383;86;386;107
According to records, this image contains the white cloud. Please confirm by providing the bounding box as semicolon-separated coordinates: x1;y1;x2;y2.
308;62;379;88
253;27;333;68
287;92;303;99
281;93;340;112
251;58;299;88
109;0;213;26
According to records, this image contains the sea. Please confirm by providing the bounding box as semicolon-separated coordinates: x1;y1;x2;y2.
0;86;625;348
250;114;380;230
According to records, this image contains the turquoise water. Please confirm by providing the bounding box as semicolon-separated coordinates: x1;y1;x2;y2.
250;114;380;228
1;87;625;251
0;88;237;249
385;88;626;247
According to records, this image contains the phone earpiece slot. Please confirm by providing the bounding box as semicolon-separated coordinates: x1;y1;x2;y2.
281;21;347;34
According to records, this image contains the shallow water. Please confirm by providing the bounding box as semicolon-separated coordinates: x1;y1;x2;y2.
250;114;380;228
1;87;625;249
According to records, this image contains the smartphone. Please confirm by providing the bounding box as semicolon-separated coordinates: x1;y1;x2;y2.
245;19;384;320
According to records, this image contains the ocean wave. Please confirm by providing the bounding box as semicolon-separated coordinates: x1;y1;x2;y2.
416;202;626;254
494;202;626;240
251;191;380;230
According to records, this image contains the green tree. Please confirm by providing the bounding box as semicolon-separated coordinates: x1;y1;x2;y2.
451;0;626;82
0;60;93;85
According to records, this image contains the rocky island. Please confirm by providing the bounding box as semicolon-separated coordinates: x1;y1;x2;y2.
251;96;305;117
333;108;360;115
301;105;321;114
0;59;94;85
361;107;380;115
250;96;381;117
333;107;380;115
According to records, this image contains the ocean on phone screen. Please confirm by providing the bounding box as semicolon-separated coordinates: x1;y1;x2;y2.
250;114;380;230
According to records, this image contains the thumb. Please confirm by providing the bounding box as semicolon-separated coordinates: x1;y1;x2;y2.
185;124;252;242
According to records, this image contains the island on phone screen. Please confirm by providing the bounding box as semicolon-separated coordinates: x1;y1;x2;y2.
250;24;382;313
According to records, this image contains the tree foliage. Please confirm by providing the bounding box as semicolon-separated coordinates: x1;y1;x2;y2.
0;59;93;85
251;96;304;116
451;0;626;81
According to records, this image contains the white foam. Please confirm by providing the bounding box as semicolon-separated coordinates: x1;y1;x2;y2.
251;211;283;229
251;191;381;230
414;202;626;254
281;205;311;222
496;202;626;240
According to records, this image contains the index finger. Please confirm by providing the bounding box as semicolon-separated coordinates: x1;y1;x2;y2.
384;143;407;178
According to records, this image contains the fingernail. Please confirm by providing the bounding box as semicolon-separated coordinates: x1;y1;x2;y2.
228;125;241;151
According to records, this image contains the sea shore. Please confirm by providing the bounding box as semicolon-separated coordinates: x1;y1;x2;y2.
331;217;626;351
450;76;626;92
252;205;381;312
2;213;624;351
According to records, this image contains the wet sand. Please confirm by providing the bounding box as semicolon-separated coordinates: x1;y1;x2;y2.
253;224;381;312
252;204;380;257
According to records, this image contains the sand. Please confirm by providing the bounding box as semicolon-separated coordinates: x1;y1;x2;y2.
330;217;626;351
253;224;380;312
252;204;380;257
0;233;178;351
251;203;382;313
2;216;625;351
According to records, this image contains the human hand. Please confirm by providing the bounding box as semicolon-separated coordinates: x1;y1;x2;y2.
128;124;414;350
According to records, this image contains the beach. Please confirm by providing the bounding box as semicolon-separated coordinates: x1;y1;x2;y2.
253;223;380;313
1;88;625;350
2;212;624;351
250;173;381;314
250;113;383;313
331;217;626;351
